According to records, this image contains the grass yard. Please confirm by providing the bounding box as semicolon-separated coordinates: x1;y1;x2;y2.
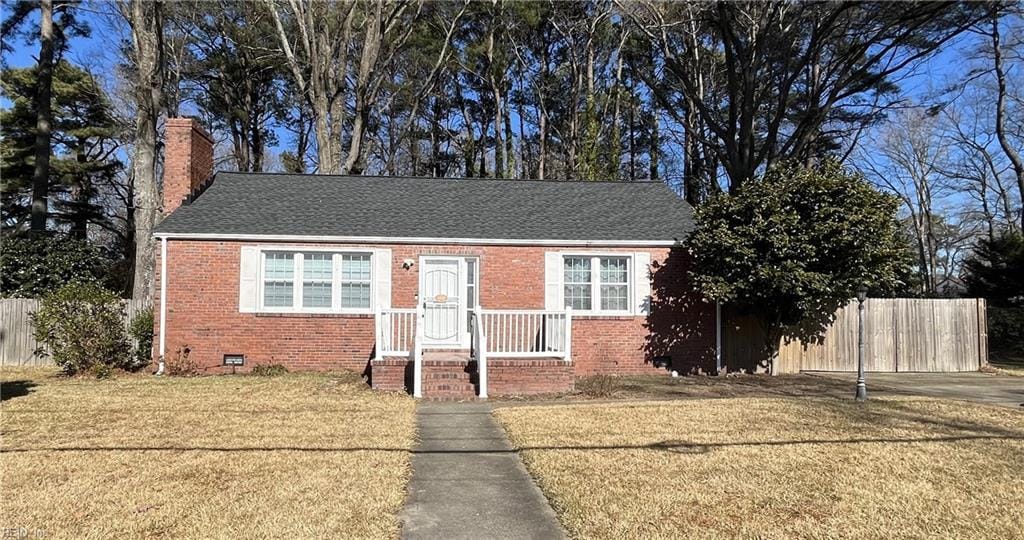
495;397;1024;539
0;368;416;539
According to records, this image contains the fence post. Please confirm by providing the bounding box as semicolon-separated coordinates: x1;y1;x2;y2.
977;298;988;369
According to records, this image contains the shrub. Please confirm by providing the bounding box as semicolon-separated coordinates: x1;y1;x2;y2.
577;374;619;398
31;282;130;376
165;345;198;376
129;309;155;368
251;363;288;377
989;306;1024;355
0;236;113;298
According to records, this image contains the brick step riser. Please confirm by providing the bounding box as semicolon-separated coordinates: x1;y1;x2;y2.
421;375;473;383
423;385;477;392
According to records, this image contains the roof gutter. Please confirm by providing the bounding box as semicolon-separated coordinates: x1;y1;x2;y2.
151;232;683;247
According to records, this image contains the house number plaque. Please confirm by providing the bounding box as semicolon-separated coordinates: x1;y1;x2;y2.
434;294;449;302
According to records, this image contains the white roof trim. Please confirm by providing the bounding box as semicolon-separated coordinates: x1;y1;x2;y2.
152;232;680;247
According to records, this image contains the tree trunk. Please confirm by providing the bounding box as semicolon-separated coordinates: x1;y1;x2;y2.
30;0;54;234
649;110;659;181
128;0;165;305
991;16;1024;231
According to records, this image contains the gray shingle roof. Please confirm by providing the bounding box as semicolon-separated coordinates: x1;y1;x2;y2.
154;172;695;243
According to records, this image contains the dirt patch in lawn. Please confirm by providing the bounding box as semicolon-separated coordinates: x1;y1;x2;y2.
495;397;1024;539
0;368;415;539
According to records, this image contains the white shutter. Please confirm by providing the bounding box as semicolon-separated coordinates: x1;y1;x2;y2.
544;252;562;310
373;248;392;309
633;251;652;316
239;246;260;313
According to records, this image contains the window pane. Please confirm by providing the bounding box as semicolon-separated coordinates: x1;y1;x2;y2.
342;254;371;281
340;283;371;308
601;285;628;311
264;252;294;279
303;253;332;280
564;284;592;310
302;282;332;308
264;282;293;307
564;257;591;284
600;257;628;284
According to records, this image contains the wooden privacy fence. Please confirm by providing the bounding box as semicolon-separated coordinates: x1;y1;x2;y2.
724;298;988;374
0;298;150;367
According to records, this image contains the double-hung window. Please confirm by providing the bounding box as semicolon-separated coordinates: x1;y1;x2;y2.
563;255;631;314
263;252;296;307
302;253;333;308
339;254;371;309
261;251;372;312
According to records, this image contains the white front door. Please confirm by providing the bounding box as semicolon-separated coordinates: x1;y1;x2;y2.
420;257;463;347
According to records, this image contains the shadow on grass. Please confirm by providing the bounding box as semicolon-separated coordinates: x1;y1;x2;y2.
1;380;38;402
3;433;1022;455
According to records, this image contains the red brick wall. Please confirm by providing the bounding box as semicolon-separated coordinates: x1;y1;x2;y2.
487;359;574;395
154;241;716;375
370;358;409;392
368;358;574;396
163;118;214;215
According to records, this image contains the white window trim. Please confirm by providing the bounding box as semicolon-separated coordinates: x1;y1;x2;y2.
560;252;633;316
257;247;374;314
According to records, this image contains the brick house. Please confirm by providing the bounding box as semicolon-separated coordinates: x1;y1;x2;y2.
153;118;716;398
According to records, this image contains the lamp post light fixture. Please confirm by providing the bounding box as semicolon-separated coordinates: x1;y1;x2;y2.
855;285;869;401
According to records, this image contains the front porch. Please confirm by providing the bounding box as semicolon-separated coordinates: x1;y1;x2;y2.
371;307;575;399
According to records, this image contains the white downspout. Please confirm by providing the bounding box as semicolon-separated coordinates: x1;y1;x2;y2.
157;236;168;375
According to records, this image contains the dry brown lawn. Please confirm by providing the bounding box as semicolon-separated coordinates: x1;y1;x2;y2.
1;368;415;539
495;396;1024;539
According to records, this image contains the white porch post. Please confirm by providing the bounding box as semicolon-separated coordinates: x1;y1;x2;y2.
374;304;382;361
478;333;488;399
413;301;424;398
564;306;573;361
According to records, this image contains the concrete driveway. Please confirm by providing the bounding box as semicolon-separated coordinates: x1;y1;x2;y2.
812;372;1024;409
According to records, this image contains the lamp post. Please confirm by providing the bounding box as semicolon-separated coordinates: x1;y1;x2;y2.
855;285;868;401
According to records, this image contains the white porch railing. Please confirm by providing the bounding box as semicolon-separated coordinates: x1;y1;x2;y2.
375;307;417;357
376;305;570;400
476;308;572;359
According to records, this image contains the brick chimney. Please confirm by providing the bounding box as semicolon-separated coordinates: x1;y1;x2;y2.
163;117;214;215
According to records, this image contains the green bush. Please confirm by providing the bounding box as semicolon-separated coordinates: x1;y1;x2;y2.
251;363;288;377
31;282;131;376
989;306;1024;355
129;309;155;367
0;236;113;298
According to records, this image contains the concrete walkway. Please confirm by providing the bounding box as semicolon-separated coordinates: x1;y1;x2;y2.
399;402;565;540
814;372;1024;409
